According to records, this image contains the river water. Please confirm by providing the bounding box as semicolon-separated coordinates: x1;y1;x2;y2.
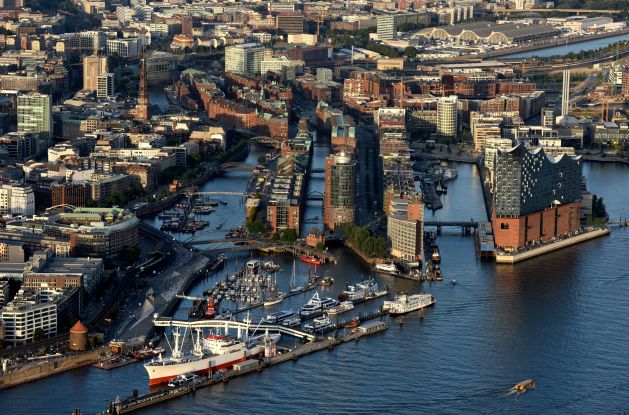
501;33;629;58
1;141;628;413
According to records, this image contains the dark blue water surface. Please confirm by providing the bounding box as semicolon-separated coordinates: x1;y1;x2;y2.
1;147;628;414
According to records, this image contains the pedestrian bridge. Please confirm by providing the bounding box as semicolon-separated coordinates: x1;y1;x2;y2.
424;220;479;235
153;316;316;341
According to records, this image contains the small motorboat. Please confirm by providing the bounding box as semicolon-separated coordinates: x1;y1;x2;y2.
344;318;360;329
513;379;535;392
319;276;334;286
263;293;285;307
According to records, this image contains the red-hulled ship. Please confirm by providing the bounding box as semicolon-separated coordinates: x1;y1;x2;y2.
300;255;322;266
205;297;216;318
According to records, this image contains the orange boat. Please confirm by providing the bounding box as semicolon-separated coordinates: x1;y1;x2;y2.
300;255;322;266
344;319;360;329
513;379;535;391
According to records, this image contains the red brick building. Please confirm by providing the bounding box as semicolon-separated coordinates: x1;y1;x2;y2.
491;145;582;251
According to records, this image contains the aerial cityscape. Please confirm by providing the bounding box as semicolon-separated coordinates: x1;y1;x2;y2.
0;0;627;413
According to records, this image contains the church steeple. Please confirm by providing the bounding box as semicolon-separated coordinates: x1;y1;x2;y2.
135;53;149;121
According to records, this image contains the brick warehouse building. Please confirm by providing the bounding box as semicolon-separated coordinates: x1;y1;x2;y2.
491;144;582;251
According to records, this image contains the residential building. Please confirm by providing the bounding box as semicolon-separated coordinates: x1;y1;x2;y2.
437;95;458;138
492;144;582;251
0;240;26;263
0;301;57;345
146;52;179;86
225;43;265;76
97;73;115;99
0;184;35;216
387;193;424;263
17;92;53;150
323;153;356;231
276;14;304;34
83;55;108;92
0;132;37;162
541;107;555;128
106;38;141;59
51;183;87;207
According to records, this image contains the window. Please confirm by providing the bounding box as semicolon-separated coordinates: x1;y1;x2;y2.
501;223;510;230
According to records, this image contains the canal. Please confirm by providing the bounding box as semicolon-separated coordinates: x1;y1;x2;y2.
1;154;628;413
501;33;629;58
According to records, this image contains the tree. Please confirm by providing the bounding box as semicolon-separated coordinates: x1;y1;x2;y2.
248;220;265;234
120;246;141;264
316;242;325;251
33;328;45;342
404;46;417;58
280;228;297;243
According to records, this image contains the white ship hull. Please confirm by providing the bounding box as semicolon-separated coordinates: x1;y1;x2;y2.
383;294;435;316
144;347;260;385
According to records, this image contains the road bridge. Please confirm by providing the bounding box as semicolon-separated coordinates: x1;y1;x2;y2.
424;220;479;235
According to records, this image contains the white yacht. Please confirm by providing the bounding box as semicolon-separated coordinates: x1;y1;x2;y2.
326;301;354;315
304;316;332;332
383;293;435;316
299;292;338;317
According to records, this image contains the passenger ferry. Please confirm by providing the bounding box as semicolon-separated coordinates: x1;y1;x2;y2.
281;315;302;327
304;316;332;332
299;292;338;317
382;293;435;316
262;310;295;325
326;301;354;315
341;279;379;301
375;263;397;273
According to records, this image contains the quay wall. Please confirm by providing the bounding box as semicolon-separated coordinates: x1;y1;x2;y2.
495;228;610;264
0;348;104;390
483;28;629;59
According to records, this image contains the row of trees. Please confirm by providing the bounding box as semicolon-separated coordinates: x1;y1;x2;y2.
339;223;388;258
591;195;608;219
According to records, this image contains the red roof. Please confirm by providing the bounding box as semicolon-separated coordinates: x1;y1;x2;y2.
70;320;88;333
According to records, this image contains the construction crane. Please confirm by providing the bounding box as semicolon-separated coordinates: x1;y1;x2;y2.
316;10;324;40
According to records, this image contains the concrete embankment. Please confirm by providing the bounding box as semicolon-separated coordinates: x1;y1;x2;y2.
483;29;629;59
495;228;610;264
0;348;105;390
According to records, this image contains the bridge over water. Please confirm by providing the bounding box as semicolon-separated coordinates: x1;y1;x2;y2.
153;316;316;341
423;220;479;235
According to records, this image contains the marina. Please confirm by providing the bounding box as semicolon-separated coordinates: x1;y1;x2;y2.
4;158;628;414
102;320;388;415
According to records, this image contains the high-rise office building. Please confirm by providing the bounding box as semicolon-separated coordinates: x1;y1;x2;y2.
541;107;555;128
375;107;408;154
323;153;356;231
377;15;396;40
180;15;193;36
225;43;265;75
492;143;582;250
437;95;458;138
97;73;115;99
387;192;424;263
17;92;52;149
276;14;305;34
83;55;108;92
